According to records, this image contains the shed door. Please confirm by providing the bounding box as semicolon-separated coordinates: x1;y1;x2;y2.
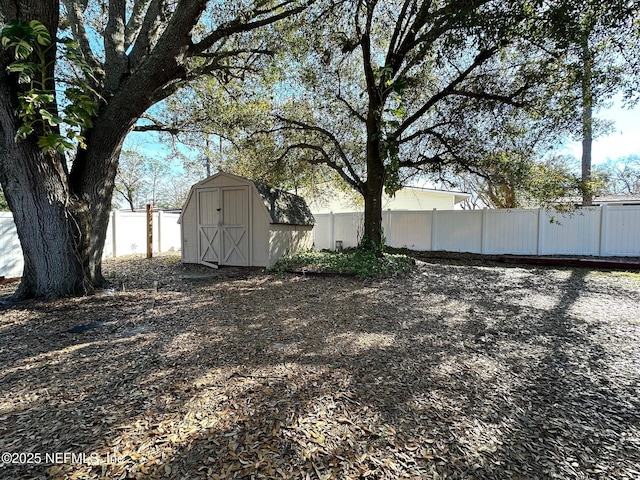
196;186;250;267
221;187;249;266
197;188;221;267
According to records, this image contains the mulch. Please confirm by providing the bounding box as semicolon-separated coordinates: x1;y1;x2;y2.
0;253;638;479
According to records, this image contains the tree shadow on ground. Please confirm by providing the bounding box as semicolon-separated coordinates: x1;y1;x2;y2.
0;260;638;479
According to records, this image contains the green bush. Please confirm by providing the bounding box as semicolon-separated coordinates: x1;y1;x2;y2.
272;248;415;279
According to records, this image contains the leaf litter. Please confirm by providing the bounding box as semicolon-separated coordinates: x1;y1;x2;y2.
0;253;638;479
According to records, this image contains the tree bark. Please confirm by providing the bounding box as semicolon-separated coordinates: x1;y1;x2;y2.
1;0;305;298
0;0;96;298
581;35;594;207
0;136;92;298
362;167;385;250
362;98;385;252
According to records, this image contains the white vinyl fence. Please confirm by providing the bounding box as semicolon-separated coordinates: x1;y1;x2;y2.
103;210;182;259
2;206;639;278
0;213;23;279
313;206;640;257
0;210;182;278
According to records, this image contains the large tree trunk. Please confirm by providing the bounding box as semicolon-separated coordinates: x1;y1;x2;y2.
1;0;233;299
362;161;385;251
0;0;97;298
70;121;130;292
0;137;93;298
362;105;385;251
580;36;594;207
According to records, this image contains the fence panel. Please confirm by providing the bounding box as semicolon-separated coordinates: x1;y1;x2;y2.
312;214;333;250
435;210;483;253
484;209;539;255
332;213;364;249
604;205;640;256
158;212;182;252
310;206;640;258
539;208;602;255
0;213;23;278
2;206;639;278
112;211;157;256
386;211;432;250
0;210;184;278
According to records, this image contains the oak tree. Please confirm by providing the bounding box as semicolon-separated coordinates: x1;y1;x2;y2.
0;0;312;298
542;0;639;205
257;0;553;250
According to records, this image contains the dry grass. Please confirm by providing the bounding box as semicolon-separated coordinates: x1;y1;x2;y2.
0;253;639;479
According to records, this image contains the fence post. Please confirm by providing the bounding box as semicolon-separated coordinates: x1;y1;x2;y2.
158;210;163;253
537;208;545;255
111;210;118;258
481;207;488;254
146;204;153;259
599;204;608;256
431;208;437;251
329;212;334;251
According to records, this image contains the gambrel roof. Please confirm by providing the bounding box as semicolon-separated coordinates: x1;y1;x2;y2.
253;182;315;226
178;172;314;226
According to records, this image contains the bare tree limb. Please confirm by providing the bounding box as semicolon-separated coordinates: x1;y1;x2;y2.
275;115;364;187
394;46;499;138
191;0;316;56
61;0;103;84
274;142;364;193
125;0;152;48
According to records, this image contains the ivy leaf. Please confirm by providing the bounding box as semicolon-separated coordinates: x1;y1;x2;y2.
7;60;40;83
39;109;64;126
38;134;74;154
14;123;34;141
29;20;52;46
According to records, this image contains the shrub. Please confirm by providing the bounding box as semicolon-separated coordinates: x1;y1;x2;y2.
272;248;415;279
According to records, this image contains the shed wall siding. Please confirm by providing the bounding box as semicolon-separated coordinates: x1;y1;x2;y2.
181;193;198;263
268;226;314;268
251;191;271;266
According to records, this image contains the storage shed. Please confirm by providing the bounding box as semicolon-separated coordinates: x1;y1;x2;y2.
179;172;315;268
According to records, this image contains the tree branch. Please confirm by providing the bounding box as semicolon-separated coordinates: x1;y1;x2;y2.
128;0;176;71
125;0;152;48
61;0;103;86
336;92;366;123
191;0;316;55
104;0;128;93
450;87;527;107
395;46;499;138
274;142;364;193
275;115;364;187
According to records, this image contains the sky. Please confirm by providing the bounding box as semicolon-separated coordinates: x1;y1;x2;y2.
125;97;639;175
563;101;639;165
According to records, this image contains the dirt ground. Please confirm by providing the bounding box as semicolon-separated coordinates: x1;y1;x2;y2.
0;253;639;480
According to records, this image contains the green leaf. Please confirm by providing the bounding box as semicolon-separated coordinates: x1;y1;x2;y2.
13;40;34;60
2;20;95;156
38;134;74;154
39;109;63;126
20;91;55;107
0;20;46;59
14;123;34;141
6;60;40;83
29;20;52;46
